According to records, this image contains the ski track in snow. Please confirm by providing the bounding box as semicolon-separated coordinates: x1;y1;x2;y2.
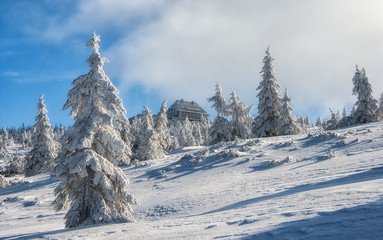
1;122;383;239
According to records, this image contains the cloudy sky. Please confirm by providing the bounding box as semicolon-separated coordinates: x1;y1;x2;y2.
1;0;383;127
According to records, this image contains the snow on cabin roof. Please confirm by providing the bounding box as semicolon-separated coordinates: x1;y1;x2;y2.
168;99;208;115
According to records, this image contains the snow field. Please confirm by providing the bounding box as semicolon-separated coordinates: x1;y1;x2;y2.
1;122;383;239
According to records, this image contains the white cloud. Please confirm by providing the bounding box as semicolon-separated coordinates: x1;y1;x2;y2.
41;0;383;119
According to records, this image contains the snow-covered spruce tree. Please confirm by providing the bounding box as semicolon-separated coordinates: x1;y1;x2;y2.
0;174;9;189
207;82;228;117
0;137;4;151
167;121;181;150
135;106;165;160
208;116;232;145
342;107;348;118
129;116;142;154
278;89;301;136
376;92;383;120
53;32;136;228
350;66;378;124
192;123;203;145
200;117;211;145
24;95;57;177
304;116;311;128
253;47;282;137
227;90;254;139
154;100;171;152
315;117;322;127
172;120;185;147
182;116;197;147
1;126;8;149
326;108;341;130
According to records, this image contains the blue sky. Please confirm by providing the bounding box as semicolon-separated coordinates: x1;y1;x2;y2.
1;0;383;128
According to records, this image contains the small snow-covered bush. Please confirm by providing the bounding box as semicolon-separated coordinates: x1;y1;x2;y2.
3;196;24;203
2;156;25;177
245;139;263;146
308;131;343;140
218;149;241;159
23;197;42;207
267;156;295;166
131;159;153;168
326;149;336;159
0;175;9;189
234;138;246;145
240;145;252;152
195;148;210;159
177;153;200;167
337;139;347;146
8;178;30;186
180;153;194;161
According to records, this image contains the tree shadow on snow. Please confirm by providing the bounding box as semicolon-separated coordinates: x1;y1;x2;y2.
137;152;239;182
200;166;383;216
0;177;59;196
2;222;117;240
242;199;383;240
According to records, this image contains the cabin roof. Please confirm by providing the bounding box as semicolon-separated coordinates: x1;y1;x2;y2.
168;99;208;115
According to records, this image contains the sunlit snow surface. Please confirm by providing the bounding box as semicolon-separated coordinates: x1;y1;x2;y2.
1;122;383;239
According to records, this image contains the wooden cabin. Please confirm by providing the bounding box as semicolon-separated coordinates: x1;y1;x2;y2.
167;99;208;121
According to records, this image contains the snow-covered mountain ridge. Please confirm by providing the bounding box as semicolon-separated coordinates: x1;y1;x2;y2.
1;121;383;239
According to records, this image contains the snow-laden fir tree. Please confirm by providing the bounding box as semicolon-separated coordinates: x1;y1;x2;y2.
114;118;132;152
326;108;341;130
21;130;33;148
207;82;228;117
342;107;348;118
227;90;254;139
0;137;4;151
200;117;211;145
135;106;165;160
192;123;203;145
53;32;136;228
154;100;171;152
376;92;383;120
338;66;378;128
24;95;57;177
350;66;378;124
0;174;8;189
2;126;8;142
208;116;232;145
168;121;181;150
1;126;9;148
304;116;311;128
172;120;185;147
130;116;142;154
278;89;301;136
315;117;322;127
182;116;197;147
253;47;282;137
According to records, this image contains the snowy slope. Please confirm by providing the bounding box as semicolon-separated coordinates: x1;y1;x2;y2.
1;122;383;239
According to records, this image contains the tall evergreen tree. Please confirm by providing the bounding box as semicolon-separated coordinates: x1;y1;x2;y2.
227;90;254;139
53;32;136;228
155;100;171;152
376;92;383;120
207;82;228;117
349;66;378;124
326;108;341;130
278;89;301;135
253;47;282;137
315;117;322;127
342;107;348;118
135;106;165;160
208;116;232;145
182;116;197;147
24;95;57;177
